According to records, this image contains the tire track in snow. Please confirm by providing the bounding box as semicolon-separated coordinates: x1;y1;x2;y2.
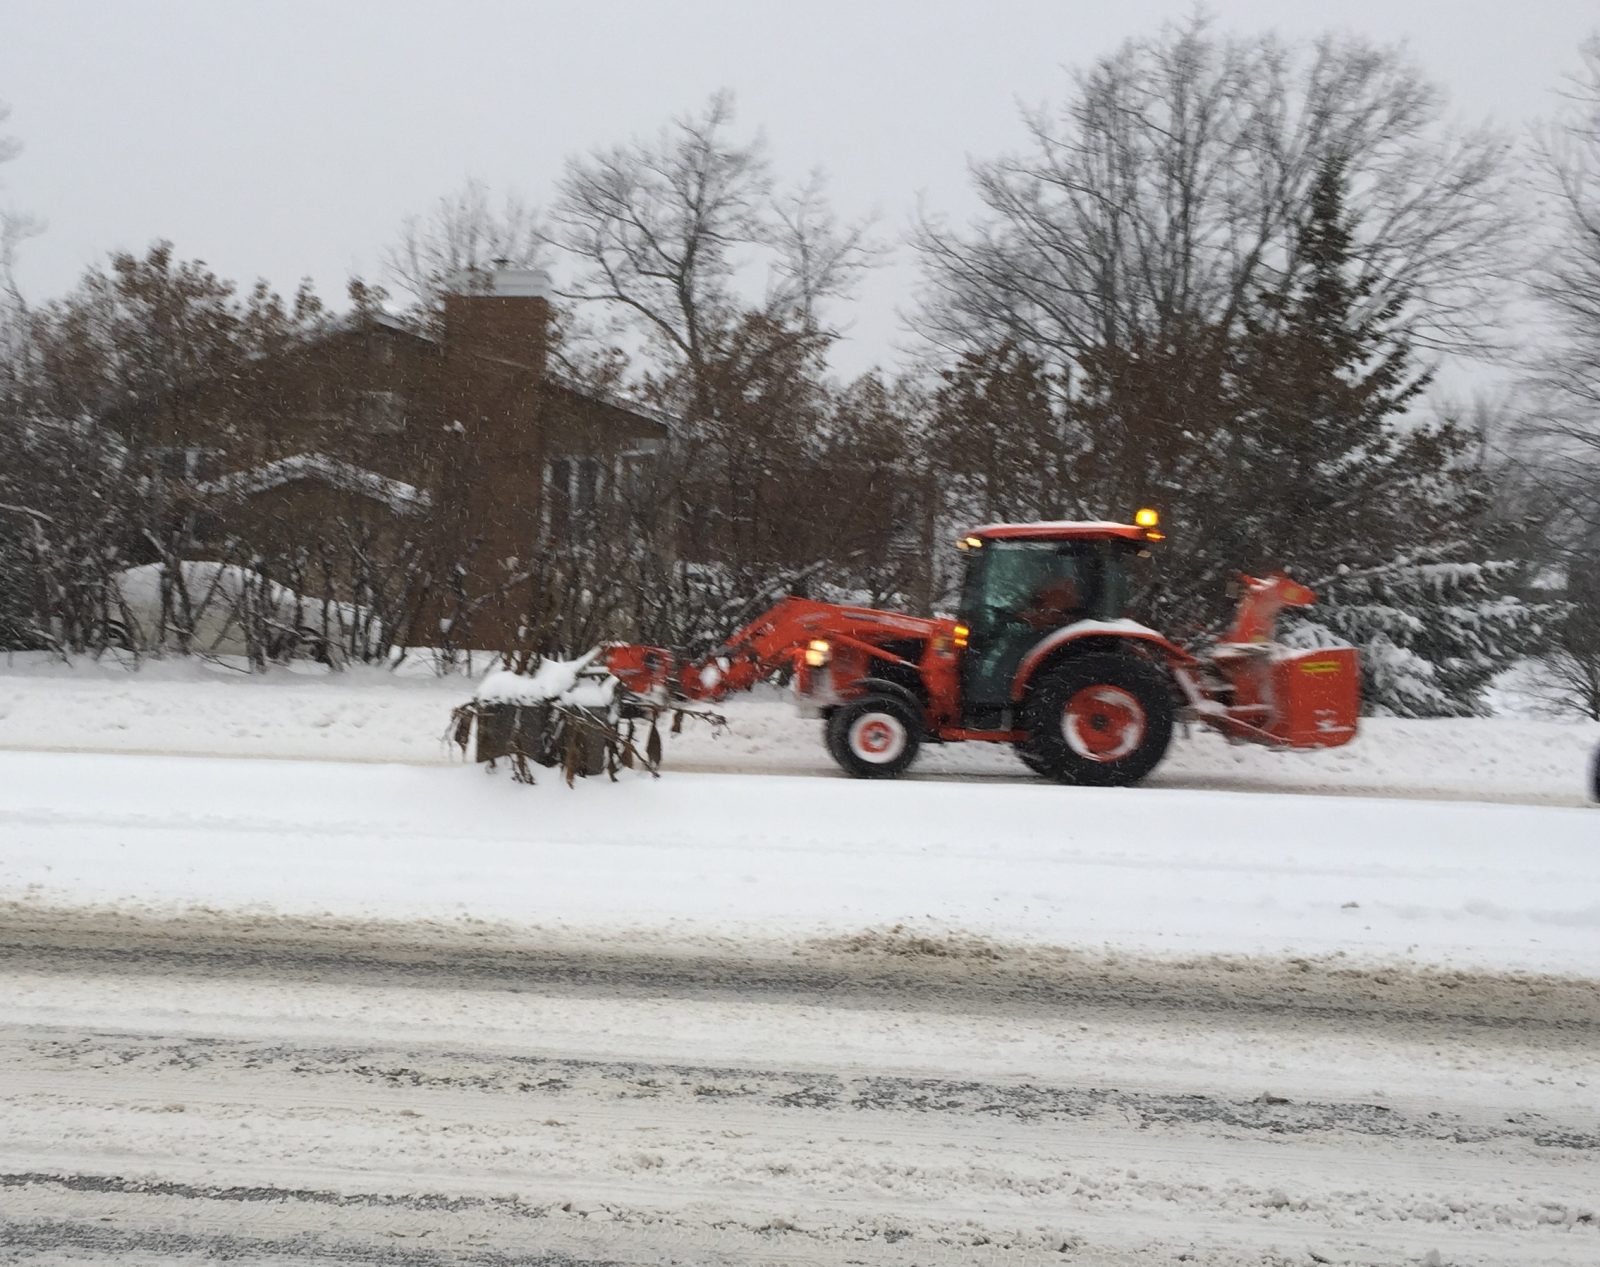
15;1030;1600;1145
0;1210;623;1267
3;909;1598;1265
10;1029;1598;1151
3;904;1598;1040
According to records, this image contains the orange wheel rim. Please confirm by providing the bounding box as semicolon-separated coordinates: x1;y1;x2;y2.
849;713;907;763
1062;685;1146;762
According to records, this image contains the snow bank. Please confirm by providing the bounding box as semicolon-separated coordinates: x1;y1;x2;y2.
0;749;1595;975
0;656;468;764
0;654;1593;804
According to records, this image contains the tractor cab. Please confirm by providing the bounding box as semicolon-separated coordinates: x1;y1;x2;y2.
954;515;1161;728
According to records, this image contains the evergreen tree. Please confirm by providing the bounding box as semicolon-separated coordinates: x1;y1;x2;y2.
1233;157;1542;716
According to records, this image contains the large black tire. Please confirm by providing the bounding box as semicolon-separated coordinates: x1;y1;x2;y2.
1018;652;1175;787
825;693;922;780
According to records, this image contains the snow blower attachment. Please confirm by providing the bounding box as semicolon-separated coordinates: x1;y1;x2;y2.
500;511;1357;787
1201;574;1361;749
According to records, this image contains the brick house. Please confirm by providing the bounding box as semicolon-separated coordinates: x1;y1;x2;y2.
110;267;668;649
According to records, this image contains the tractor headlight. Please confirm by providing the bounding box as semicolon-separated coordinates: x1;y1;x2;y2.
804;639;831;668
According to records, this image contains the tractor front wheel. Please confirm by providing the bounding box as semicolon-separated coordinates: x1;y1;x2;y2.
1019;652;1174;787
826;694;922;779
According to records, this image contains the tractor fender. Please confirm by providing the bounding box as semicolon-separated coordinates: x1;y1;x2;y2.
848;676;924;716
1009;620;1195;702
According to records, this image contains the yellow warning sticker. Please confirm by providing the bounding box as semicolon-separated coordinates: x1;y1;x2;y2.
1300;660;1342;675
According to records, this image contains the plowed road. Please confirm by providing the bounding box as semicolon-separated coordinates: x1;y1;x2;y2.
2;908;1596;1266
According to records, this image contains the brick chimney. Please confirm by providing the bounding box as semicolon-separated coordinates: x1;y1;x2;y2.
442;266;553;372
433;266;556;648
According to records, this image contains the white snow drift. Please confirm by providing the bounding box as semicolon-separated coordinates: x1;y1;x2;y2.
0;746;1595;974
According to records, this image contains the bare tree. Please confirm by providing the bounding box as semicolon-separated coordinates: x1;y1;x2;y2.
1;102;50;647
1523;37;1600;523
2;241;348;661
1541;578;1600;723
1491;37;1600;719
382;177;547;311
548;92;874;399
544;93;879;635
1;101;42;395
907;20;1533;715
915;16;1517;369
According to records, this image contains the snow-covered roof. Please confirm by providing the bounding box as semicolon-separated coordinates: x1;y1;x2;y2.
545;372;675;433
196;453;433;515
327;310;417;337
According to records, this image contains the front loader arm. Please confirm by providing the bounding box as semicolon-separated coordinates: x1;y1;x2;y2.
676;595;826;699
604;596;940;703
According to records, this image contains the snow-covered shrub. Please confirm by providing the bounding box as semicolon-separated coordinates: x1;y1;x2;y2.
1285;560;1547;718
449;650;723;785
1523;556;1600;720
107;561;380;665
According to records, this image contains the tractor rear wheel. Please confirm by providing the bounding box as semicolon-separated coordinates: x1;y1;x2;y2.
1019;652;1174;787
826;694;922;779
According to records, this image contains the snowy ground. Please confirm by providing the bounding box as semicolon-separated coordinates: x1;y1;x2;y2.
0;652;1595;804
2;903;1597;1266
0;747;1596;973
1;655;1597;1264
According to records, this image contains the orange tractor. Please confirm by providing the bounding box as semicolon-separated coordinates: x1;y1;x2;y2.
604;512;1359;785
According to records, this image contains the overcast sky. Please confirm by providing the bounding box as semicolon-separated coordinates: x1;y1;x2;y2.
1;0;1595;380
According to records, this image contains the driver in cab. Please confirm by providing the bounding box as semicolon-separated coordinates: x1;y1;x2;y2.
1019;575;1083;631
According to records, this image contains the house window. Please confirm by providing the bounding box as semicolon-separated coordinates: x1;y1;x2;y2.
148;446;219;480
356;390;406;432
544;455;604;538
545;458;570;537
616;451;656;500
573;456;599;515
